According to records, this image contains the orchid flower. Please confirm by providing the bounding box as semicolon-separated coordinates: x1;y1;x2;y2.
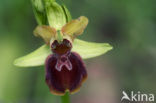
14;0;113;96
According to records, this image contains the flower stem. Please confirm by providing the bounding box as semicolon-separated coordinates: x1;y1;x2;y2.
61;92;70;103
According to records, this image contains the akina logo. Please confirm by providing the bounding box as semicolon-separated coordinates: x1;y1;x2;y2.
121;91;155;102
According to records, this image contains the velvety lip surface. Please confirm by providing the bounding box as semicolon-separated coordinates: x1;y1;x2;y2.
45;52;87;95
51;39;72;55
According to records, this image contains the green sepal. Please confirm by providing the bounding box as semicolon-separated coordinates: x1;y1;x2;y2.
14;45;51;67
62;5;72;22
72;39;113;59
44;0;66;30
14;39;113;67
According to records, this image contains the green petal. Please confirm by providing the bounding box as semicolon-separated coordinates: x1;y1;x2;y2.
72;39;113;59
61;16;88;37
14;45;51;67
14;39;113;67
33;25;57;44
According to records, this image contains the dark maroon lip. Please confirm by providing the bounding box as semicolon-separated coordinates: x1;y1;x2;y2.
45;39;87;95
45;52;87;95
51;39;72;55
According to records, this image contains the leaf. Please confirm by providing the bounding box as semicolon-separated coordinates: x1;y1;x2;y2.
14;45;51;67
72;39;113;59
14;39;113;67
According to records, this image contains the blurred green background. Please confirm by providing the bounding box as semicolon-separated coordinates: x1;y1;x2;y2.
0;0;156;103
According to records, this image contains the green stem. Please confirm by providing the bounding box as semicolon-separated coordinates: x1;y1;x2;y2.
61;92;70;103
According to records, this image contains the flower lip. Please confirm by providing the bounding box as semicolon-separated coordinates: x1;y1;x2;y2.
51;39;72;55
45;52;87;95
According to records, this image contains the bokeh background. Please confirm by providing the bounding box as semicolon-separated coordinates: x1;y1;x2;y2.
0;0;156;103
